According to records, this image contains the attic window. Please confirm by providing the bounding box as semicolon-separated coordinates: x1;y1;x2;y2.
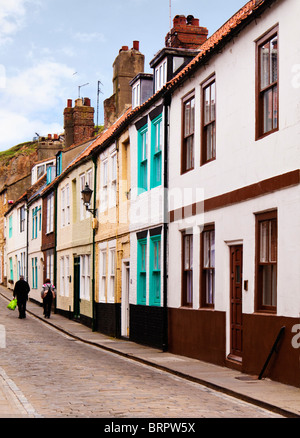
155;59;167;92
173;56;184;73
37;164;45;179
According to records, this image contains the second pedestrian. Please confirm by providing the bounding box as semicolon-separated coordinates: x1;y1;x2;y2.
41;279;56;319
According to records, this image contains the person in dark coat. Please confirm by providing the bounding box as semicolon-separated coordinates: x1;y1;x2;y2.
41;279;56;318
13;275;30;319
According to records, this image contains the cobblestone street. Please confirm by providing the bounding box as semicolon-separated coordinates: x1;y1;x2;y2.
0;295;282;419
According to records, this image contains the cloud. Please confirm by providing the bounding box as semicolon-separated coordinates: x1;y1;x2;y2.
0;0;27;43
0;109;63;150
74;32;106;43
0;59;76;150
3;60;75;112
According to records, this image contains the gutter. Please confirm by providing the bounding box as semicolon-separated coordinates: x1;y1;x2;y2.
162;92;171;352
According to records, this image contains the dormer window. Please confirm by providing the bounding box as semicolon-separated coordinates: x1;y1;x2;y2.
154;59;167;92
132;81;141;108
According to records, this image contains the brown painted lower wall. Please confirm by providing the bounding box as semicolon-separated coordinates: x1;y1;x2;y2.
242;314;300;387
168;308;300;387
168;308;226;366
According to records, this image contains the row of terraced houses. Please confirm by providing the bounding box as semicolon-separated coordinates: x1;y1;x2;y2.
1;0;300;387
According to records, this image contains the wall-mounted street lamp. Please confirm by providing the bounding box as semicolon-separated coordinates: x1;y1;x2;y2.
81;182;97;216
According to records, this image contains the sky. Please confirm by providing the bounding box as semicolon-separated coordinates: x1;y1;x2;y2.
0;0;247;152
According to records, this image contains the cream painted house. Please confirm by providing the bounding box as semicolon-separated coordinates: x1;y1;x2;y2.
56;159;94;326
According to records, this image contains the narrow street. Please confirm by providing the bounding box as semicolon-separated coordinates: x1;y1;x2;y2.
0;295;282;419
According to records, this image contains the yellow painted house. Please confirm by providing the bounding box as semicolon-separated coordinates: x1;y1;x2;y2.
94;122;131;337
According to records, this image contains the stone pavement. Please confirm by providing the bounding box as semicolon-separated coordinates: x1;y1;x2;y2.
1;286;300;418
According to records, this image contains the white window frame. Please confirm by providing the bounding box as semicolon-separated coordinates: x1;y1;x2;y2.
132;81;140;108
109;152;117;208
108;245;116;303
155;59;167;92
61;186;65;227
46;249;54;283
99;246;107;302
60;257;65;296
80;173;86;220
65;255;70;297
100;159;108;212
66;184;70;225
46;193;54;233
80;254;90;300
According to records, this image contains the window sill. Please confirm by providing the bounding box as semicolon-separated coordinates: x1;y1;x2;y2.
255;127;278;141
180;167;194;176
253;309;277;315
201;157;216;167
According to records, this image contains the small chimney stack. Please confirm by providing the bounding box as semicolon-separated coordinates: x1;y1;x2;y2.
64;97;95;148
165;15;208;49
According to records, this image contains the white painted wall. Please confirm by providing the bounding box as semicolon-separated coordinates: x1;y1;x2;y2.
168;0;300;328
169;0;300;201
5;204;27;289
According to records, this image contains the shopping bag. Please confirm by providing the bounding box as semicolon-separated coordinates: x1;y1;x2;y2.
7;299;17;310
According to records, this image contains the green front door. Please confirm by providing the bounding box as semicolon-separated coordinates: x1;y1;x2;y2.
74;256;80;319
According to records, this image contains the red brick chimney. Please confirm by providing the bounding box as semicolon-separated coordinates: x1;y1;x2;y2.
165;15;208;49
64;98;95;148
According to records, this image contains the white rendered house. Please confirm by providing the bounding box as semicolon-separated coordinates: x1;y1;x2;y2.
167;0;300;387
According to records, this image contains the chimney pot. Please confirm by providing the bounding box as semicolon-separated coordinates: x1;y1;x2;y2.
67;99;72;108
121;46;129;52
48;134;52;139
84;97;91;106
133;41;139;51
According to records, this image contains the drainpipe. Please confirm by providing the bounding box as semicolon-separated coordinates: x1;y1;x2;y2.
92;155;97;331
162;91;171;352
26;199;29;283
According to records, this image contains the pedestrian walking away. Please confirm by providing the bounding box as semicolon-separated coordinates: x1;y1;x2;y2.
13;275;30;319
41;279;56;319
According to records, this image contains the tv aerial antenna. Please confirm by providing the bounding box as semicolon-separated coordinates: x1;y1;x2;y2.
78;82;89;99
96;80;103;128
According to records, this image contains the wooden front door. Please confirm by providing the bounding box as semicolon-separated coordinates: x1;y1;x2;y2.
230;245;243;359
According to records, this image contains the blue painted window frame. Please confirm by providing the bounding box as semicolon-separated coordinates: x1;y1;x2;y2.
137;238;147;304
149;234;161;306
150;114;162;189
137;124;148;194
32;257;38;289
9;258;13;281
9;216;12;238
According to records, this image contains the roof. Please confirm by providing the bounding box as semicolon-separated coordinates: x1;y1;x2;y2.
166;0;277;91
41;107;133;196
39;0;277;195
4;174;47;215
